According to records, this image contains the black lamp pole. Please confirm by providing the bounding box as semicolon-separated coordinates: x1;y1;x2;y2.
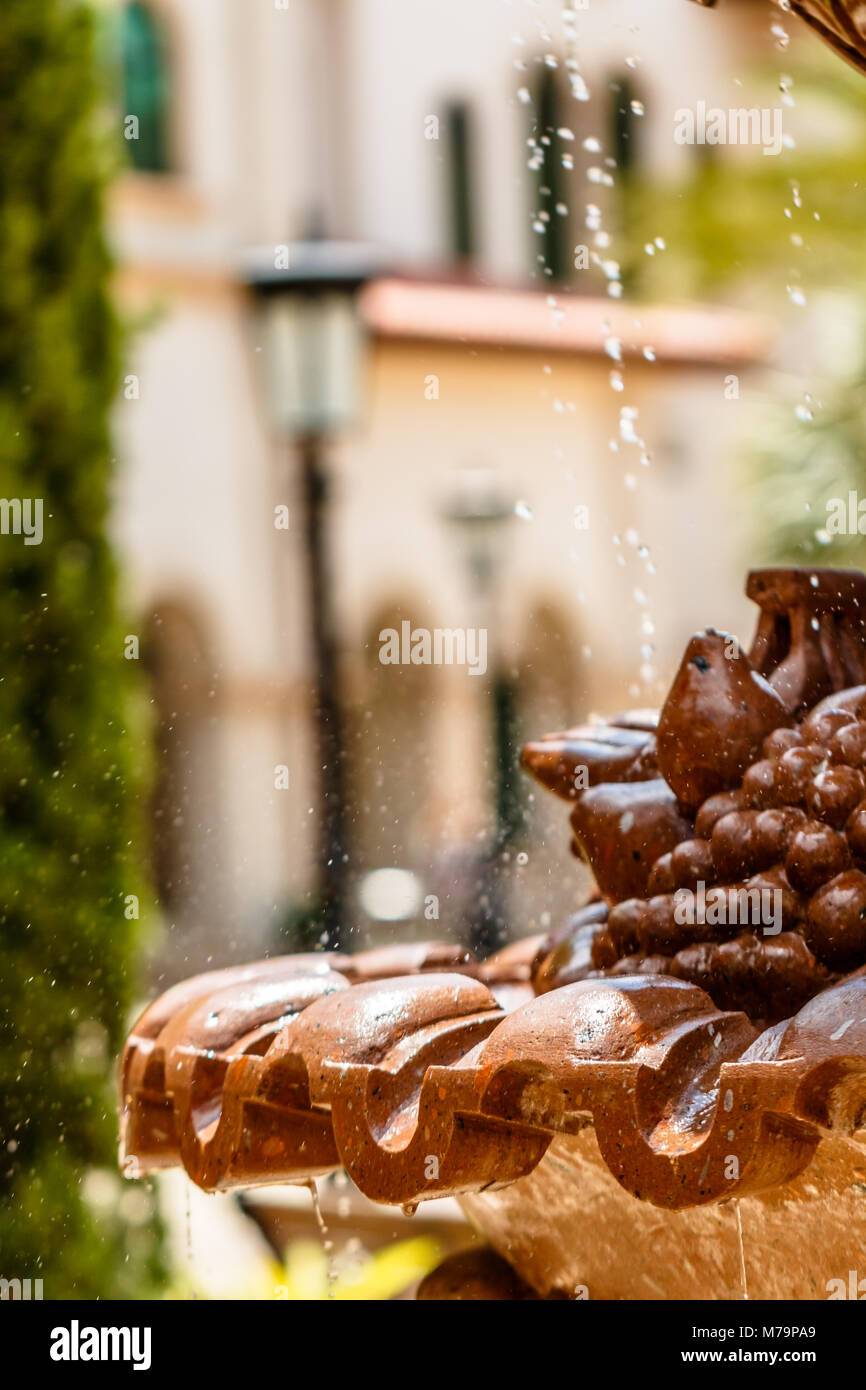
298;432;351;949
248;241;382;952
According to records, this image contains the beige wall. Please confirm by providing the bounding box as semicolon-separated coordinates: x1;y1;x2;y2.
335;338;757;705
107;0;785;970
111;276;765;968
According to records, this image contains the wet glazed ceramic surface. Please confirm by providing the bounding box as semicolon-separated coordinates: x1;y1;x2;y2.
527;570;866;1024
119;569;866;1298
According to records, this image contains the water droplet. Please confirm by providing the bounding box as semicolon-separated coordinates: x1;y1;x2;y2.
515;500;533;521
620;407;641;444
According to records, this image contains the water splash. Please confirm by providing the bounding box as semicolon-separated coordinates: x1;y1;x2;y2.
736;1201;750;1300
184;1179;198;1300
308;1179;338;1299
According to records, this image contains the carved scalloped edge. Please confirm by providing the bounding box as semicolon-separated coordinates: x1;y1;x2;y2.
118;939;539;1181
120;948;866;1211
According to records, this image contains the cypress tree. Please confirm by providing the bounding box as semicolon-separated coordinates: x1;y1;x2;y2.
0;0;162;1297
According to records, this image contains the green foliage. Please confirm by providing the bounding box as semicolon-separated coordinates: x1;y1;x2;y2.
615;57;866;571
620;61;866;302
745;349;866;568
0;0;162;1297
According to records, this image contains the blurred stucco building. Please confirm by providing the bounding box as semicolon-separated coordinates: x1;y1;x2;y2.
105;0;782;974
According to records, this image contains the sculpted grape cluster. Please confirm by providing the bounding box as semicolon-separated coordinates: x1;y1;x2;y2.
525;569;866;1022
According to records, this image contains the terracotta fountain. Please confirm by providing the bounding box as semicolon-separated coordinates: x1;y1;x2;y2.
120;568;866;1299
118;5;866;1303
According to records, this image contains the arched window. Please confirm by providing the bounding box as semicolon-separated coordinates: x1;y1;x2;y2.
143;603;224;973
121;1;170;173
354;605;435;881
515;602;591;925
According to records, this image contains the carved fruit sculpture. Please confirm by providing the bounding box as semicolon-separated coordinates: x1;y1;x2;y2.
525;568;866;1023
119;567;866;1251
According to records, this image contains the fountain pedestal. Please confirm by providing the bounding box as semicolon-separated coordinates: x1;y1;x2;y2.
460;1128;866;1300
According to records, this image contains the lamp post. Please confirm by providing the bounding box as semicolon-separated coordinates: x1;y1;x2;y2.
443;469;520;955
248;241;380;950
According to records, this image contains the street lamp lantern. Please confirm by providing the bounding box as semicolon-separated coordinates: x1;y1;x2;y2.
442;468;514;597
260;292;362;437
248;241;383;437
246;240;382;951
